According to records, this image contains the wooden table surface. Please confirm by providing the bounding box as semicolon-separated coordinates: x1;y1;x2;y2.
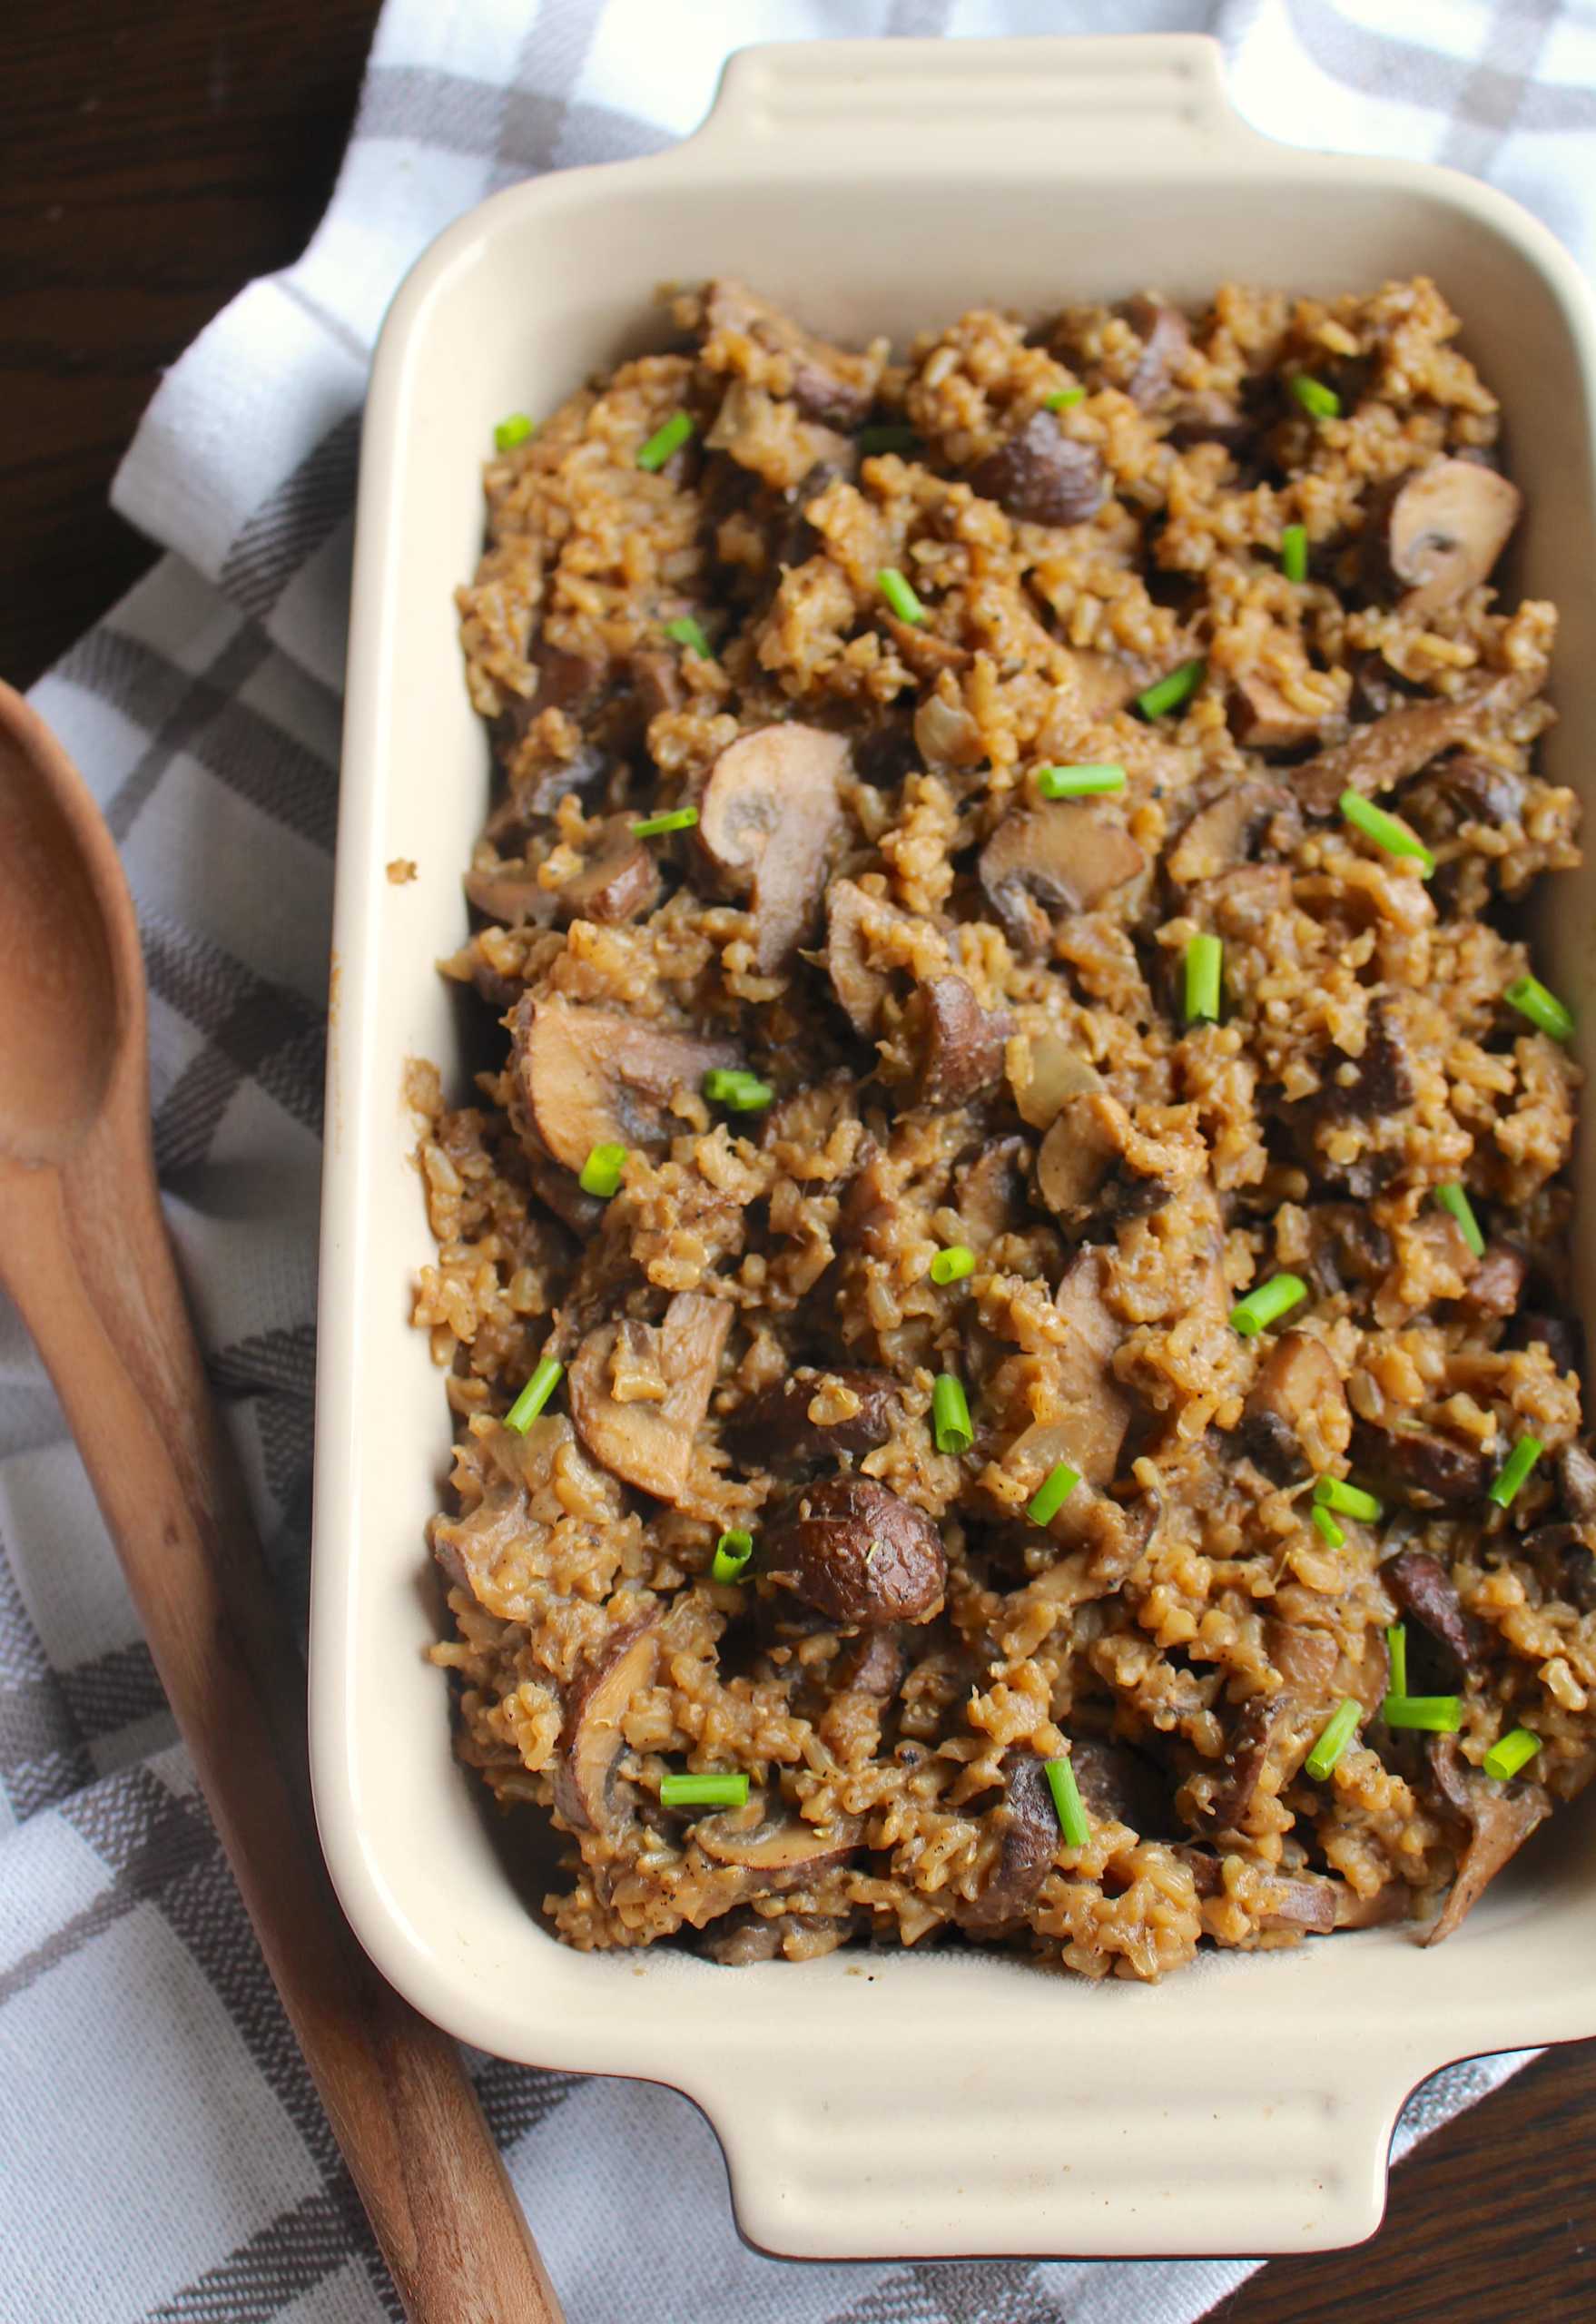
4;8;1593;2320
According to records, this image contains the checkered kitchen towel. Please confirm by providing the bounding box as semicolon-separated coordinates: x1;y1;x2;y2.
5;1;1592;2317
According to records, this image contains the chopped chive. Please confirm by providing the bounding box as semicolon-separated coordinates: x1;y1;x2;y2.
503;1354;563;1434
702;1068;773;1112
931;1373;972;1455
1036;763;1127;799
659;1770;749;1811
1137;657;1206;720
1383;1693;1463;1733
633;806;699;838
930;1244;976;1286
1044;1757;1091;1848
1434;1182;1485;1259
877;566;926;625
1489;1434;1543;1510
1311;1504;1345;1549
1483;1727;1542;1782
664;615;713;659
1504;974;1575;1043
1314;1474;1383;1522
577;1142;627;1198
711;1529;754;1583
1290;374;1341;420
1183;932;1223;1026
1339;789;1434;878
1280;523;1309;584
493;412;535;452
1305;1697;1362;1782
1229;1273;1307;1337
858;423;920;456
636;410;695;471
1386;1623;1408;1700
1027;1460;1081;1528
1044;387;1086;412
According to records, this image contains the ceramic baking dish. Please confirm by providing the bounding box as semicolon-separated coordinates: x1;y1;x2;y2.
311;34;1596;2260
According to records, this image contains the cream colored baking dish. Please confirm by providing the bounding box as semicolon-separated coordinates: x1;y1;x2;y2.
312;34;1596;2260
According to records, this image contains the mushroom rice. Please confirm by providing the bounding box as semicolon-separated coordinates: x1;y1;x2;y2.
415;277;1592;1979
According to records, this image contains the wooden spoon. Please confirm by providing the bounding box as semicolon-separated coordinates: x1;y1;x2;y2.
0;681;564;2324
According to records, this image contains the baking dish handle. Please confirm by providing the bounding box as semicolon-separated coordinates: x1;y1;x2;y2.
692;34;1272;169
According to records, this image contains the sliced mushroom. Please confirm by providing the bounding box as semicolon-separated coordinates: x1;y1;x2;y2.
1167;781;1300;884
902;975;1009;1108
1383;1548;1488;1673
524;1148;606;1239
1506;1308;1583;1376
1262;1619;1340;1699
1035;1088;1188;1238
764;1474;946;1629
1364;458;1522;618
1558;1443;1596;1520
1120;295;1191;409
567;1292;733;1505
823;878;901;1035
706;1909;860;1965
1401;752;1526;841
554;823;661;927
1350;1419;1491;1510
1424;1733;1550;1945
1068;1734;1176;1837
1457;1240;1526;1320
954;1135;1030;1245
913;684;987;771
1006;1247;1132;1491
551;1616;660;1834
1195;1699;1280;1834
1175;1846;1369;1932
532;635;609;716
1010;1032;1101;1132
1312;1005;1414;1125
1292;671;1532;814
955;1753;1059;1933
969;409;1106;527
727;1368;901;1470
1522;1521;1596;1613
1167;390;1252;452
832;1627;907;1699
512;994;739;1173
1237;1333;1347;1485
487;733;609;826
1227;672;1326;753
630;645;685;722
703;280;882;428
1299;1203;1393;1299
695;1802;863;1876
463;857;557;929
696;724;849;972
979;802;1146;959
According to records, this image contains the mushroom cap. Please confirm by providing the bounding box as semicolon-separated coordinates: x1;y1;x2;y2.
513;994;740;1173
764;1474;946;1629
1367;457;1522;618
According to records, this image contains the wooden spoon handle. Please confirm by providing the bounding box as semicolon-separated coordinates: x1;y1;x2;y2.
2;1128;563;2324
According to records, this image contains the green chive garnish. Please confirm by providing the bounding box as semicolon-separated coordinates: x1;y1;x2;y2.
503;1354;563;1434
1489;1434;1543;1509
1036;763;1127;798
493;413;535;452
1229;1274;1307;1337
1290;375;1340;420
931;1374;972;1454
1305;1698;1362;1782
1339;789;1434;878
1434;1182;1485;1259
1044;387;1086;412
1136;658;1206;719
1383;1694;1463;1733
1504;974;1575;1043
577;1142;627;1198
1027;1460;1081;1527
858;423;920;456
702;1068;773;1112
1044;1757;1091;1848
664;615;713;659
1314;1475;1383;1522
877;566;926;625
1483;1728;1542;1782
659;1771;749;1810
633;807;699;838
1311;1504;1345;1549
1280;523;1308;584
636;410;695;471
711;1529;754;1583
930;1244;976;1285
1386;1624;1408;1700
1184;932;1223;1026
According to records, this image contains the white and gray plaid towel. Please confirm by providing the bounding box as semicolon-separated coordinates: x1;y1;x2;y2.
5;3;1592;2317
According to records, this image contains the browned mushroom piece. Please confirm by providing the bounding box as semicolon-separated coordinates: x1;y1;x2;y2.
532;635;610;716
1299;1203;1393;1299
488;732;609;826
1507;1308;1583;1375
1227;673;1327;753
694;1801;864;1875
1168;782;1302;888
1456;1239;1526;1319
1195;1699;1281;1834
1176;1846;1371;1932
823;879;899;1034
463;857;557;928
912;684;987;771
1312;1006;1414;1125
706;1909;861;1965
955;1754;1059;1933
511;994;740;1172
1035;1088;1187;1238
1557;1443;1596;1519
702;279;882;428
696;724;850;972
1364;458;1522;617
882;614;973;681
1237;1332;1347;1485
969;409;1106;527
1402;753;1527;841
954;1136;1030;1245
524;1148;607;1239
1383;1548;1488;1672
550;1616;661;1834
1522;1521;1596;1613
1068;1734;1176;1837
1423;1733;1551;1945
1291;670;1532;814
902;975;1010;1108
1120;295;1192;409
554;823;662;928
1350;1419;1490;1509
1167;391;1253;452
727;1367;901;1470
567;1292;733;1505
1010;1032;1102;1132
832;1627;908;1699
1262;1620;1340;1699
1003;1247;1132;1492
764;1474;946;1628
978;802;1146;958
630;645;685;722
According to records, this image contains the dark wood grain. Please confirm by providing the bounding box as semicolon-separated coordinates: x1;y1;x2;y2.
4;6;1595;2316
